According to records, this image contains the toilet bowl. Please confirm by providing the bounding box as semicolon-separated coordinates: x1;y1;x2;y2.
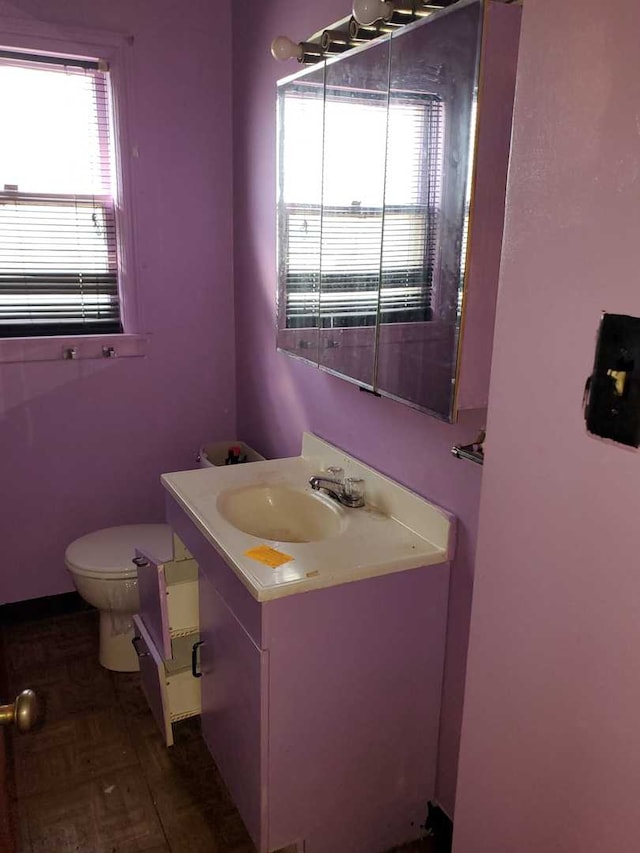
65;524;173;672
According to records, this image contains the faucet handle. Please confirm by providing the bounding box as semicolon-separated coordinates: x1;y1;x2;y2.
343;477;365;507
325;466;344;483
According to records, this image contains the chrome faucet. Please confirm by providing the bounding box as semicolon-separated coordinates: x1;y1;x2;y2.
309;475;365;508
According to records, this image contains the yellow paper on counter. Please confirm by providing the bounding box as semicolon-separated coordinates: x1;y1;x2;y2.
244;545;294;569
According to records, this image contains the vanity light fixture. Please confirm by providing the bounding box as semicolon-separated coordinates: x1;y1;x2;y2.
271;35;304;61
352;0;395;25
352;0;439;26
271;1;446;65
320;29;352;53
271;35;324;62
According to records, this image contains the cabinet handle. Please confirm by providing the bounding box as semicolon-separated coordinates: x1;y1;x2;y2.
191;640;204;678
131;636;149;658
132;556;149;568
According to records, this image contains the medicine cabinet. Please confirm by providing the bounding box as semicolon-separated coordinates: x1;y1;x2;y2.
276;0;521;421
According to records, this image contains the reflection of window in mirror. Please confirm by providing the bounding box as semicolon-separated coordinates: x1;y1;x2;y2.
381;95;444;327
281;85;324;331
281;87;444;331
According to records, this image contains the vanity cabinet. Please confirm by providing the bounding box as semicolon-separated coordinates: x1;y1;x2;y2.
167;495;450;853
132;535;201;746
276;0;521;421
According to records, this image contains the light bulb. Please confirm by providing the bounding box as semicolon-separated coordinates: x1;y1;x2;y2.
352;0;394;26
271;36;304;61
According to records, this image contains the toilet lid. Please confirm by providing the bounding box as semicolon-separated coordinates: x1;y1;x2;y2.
65;524;174;579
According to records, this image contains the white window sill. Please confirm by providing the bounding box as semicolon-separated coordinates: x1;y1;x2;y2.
0;333;149;365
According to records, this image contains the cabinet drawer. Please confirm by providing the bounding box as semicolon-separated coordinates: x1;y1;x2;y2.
135;548;198;659
133;616;201;747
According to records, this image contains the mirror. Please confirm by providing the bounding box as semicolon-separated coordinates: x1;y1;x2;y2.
276;1;485;420
317;38;390;389
377;1;481;415
276;63;325;364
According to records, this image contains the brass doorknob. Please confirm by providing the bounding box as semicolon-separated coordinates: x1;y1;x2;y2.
0;689;39;733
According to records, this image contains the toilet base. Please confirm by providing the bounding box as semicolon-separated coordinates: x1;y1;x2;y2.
99;611;139;672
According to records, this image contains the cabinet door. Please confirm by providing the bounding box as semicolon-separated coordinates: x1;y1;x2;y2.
376;1;482;418
199;575;268;850
135;551;172;659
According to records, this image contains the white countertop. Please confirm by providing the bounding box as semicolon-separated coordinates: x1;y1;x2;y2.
161;433;454;601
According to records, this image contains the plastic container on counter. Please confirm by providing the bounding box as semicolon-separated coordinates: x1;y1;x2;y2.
197;441;265;468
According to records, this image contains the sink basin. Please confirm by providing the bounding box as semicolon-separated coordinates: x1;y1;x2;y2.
217;484;345;543
162;433;453;600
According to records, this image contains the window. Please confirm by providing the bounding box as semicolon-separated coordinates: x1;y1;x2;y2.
280;88;444;329
0;49;121;338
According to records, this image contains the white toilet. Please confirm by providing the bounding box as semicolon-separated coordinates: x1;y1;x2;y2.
65;524;173;672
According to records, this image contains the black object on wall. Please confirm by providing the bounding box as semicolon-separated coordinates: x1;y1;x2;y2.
585;313;640;448
425;801;453;852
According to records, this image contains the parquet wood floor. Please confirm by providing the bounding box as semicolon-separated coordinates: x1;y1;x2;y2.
2;606;439;853
3;609;254;853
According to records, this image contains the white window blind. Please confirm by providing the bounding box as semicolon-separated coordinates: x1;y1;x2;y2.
280;83;324;328
380;96;443;322
0;50;121;337
281;91;444;329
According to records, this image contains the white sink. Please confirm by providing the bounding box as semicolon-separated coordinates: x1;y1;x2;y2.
217;484;345;543
161;432;453;600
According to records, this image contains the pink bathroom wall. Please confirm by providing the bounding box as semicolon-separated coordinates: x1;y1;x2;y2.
231;0;486;816
0;0;236;604
453;0;640;849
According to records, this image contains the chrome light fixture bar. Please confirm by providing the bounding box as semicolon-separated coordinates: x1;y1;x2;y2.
270;0;452;64
352;0;447;25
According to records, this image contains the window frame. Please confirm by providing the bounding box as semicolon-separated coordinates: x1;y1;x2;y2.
0;16;145;363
